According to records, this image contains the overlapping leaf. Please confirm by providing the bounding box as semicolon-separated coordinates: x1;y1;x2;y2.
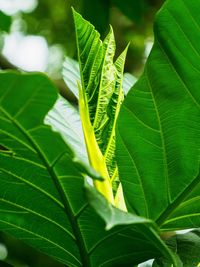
0;71;179;266
62;57;80;99
62;58;136;98
45;95;88;164
116;0;200;230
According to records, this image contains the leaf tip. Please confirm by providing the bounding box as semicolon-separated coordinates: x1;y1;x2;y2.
71;6;76;15
71;7;83;23
105;224;112;231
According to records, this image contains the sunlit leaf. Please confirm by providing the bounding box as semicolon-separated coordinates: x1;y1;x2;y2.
116;0;200;230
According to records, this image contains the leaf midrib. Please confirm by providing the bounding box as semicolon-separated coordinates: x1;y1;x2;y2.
145;54;200;226
146;70;171;205
152;14;200;225
164;213;200;226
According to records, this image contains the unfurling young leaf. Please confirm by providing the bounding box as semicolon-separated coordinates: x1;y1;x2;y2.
72;8;128;207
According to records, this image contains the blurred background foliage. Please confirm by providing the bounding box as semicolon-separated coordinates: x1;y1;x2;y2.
0;0;164;83
0;0;164;266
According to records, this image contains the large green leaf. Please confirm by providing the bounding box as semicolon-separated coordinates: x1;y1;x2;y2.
0;71;179;266
116;0;200;231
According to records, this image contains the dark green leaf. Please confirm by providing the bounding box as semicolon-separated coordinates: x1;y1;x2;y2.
0;71;178;266
116;0;200;230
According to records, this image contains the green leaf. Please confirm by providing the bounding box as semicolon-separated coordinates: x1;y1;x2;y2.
116;0;200;230
0;71;178;266
73;9;127;199
153;229;200;267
